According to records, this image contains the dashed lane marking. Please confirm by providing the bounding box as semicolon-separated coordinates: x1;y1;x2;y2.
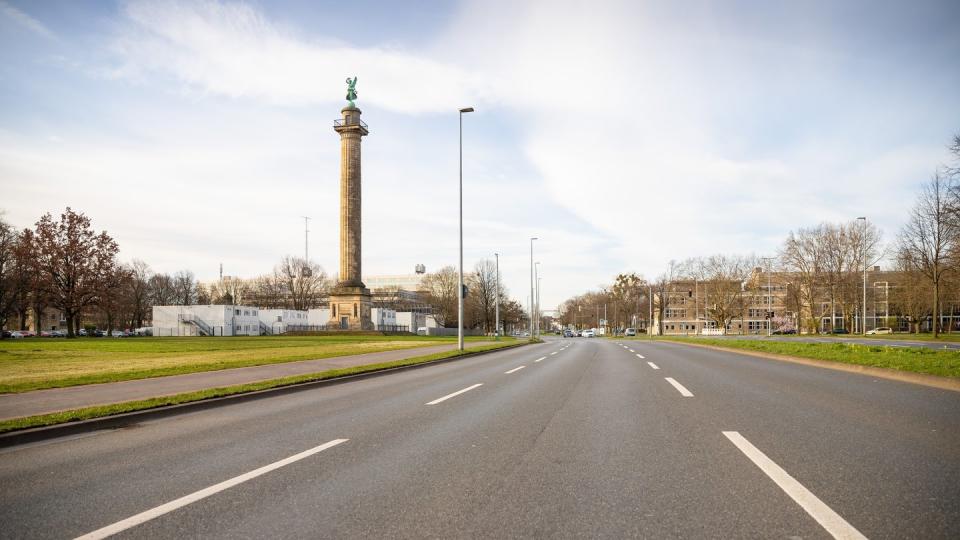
665;377;694;397
426;383;484;405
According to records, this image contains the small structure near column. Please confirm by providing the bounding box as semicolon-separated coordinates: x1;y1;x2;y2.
328;77;373;330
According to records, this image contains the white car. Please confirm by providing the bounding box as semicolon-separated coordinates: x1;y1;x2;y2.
625;328;637;336
866;327;893;335
582;329;595;338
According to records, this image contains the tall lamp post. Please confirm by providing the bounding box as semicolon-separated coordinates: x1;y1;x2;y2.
761;257;774;336
458;106;474;351
529;237;537;338
535;262;541;337
494;252;500;340
858;216;867;334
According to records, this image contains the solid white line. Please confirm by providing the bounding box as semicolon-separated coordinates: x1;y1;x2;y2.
664;377;694;397
74;439;349;540
636;353;645;359
426;383;483;405
647;362;660;370
505;365;526;374
534;356;547;362
722;431;867;540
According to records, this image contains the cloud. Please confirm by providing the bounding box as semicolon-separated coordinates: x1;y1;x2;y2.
111;0;493;113
0;1;54;39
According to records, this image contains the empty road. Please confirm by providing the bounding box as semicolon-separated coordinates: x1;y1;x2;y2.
1;337;958;538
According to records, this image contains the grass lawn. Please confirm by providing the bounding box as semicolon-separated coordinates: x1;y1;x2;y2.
0;335;504;393
0;340;524;433
659;337;960;378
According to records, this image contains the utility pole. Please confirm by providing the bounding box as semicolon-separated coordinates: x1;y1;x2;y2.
529;237;537;338
494;253;500;340
857;217;872;335
762;257;773;336
301;216;311;262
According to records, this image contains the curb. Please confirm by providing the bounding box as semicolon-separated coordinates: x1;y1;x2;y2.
0;341;533;448
658;339;960;392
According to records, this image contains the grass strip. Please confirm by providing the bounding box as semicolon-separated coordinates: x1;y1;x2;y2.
0;335;503;393
660;337;960;379
0;341;525;434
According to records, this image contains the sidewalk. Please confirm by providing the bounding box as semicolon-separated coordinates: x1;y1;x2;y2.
0;341;501;421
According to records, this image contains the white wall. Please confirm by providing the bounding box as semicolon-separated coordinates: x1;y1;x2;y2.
152;305;260;337
308;308;331;326
371;308;397;327
258;309;309;334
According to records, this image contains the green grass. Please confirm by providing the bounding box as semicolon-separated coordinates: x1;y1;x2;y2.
0;335;503;393
660;337;960;378
0;340;524;433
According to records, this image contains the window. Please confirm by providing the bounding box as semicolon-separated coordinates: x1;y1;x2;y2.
235;309;241;315
244;310;249;316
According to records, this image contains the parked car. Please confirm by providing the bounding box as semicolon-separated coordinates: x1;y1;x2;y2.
563;330;573;338
51;330;66;337
866;327;893;335
94;330;107;337
78;329;87;336
20;330;35;337
625;328;637;336
772;329;797;335
830;328;849;334
111;330;125;338
583;329;595;338
1;330;10;338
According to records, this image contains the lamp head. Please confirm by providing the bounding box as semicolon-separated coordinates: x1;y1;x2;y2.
459;107;474;113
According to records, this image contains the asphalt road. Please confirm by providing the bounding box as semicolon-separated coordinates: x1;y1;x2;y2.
1;337;958;539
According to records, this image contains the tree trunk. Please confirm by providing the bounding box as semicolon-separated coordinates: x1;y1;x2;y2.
933;280;940;338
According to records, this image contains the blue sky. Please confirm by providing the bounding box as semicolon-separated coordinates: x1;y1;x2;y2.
1;0;958;312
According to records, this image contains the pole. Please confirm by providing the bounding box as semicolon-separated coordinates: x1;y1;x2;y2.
649;284;653;339
530;237;537;338
863;217;868;334
495;253;500;340
767;262;772;336
535;262;541;337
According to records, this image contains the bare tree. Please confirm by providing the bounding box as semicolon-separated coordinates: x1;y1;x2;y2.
275;256;328;310
697;254;755;333
421;266;458;327
898;172;958;337
0;217;22;333
781;225;827;334
172;270;197;306
148;273;177;306
126;260;152;328
467;259;499;333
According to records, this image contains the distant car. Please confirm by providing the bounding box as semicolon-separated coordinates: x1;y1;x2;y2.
20;330;35;337
94;330;107;337
772;329;797;335
563;330;573;338
830;328;849;334
583;329;595;338
78;329;87;336
111;330;125;338
625;328;637;337
866;327;893;335
9;331;25;338
1;330;10;338
51;330;66;337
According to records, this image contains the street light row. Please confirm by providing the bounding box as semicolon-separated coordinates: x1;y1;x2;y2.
460;107;541;350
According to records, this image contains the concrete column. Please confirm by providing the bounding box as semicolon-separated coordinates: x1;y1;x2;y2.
330;106;373;330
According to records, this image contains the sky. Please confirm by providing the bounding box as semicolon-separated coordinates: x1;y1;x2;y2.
1;0;958;313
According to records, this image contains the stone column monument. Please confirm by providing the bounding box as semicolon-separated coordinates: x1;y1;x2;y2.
328;77;373;330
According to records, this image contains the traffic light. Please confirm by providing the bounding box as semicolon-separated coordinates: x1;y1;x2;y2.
461;284;469;299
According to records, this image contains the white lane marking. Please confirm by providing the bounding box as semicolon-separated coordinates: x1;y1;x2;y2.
628;349;635;353
635;353;645;359
722;431;867;540
74;439;349;540
550;351;558;355
664;377;694;397
647;362;660;370
534;356;547;362
426;383;484;405
505;365;526;374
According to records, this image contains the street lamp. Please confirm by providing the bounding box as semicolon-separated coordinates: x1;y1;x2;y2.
458;106;474;351
858;216;867;334
761;257;774;336
535;261;541;337
494;252;500;340
529;237;537;338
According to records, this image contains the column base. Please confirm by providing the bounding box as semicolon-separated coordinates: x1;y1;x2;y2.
328;286;374;330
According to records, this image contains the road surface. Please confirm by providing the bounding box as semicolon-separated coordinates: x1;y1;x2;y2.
2;337;958;538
